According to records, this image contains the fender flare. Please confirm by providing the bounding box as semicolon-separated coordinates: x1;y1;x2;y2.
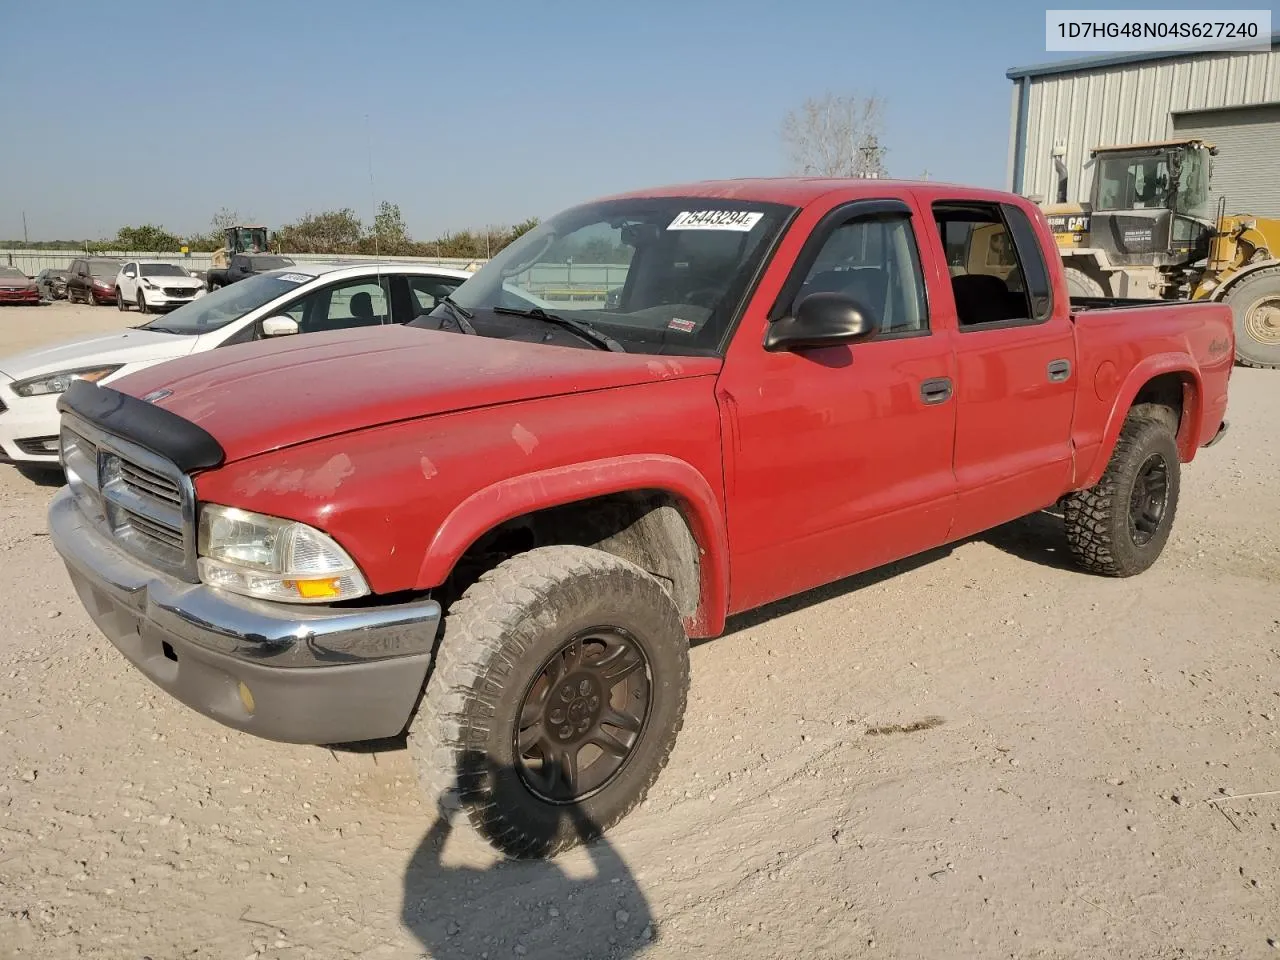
1083;352;1203;489
1207;260;1280;301
417;454;730;638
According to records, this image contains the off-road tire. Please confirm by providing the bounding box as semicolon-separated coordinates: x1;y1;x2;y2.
1222;268;1280;369
407;545;690;859
1063;265;1109;299
1063;414;1180;577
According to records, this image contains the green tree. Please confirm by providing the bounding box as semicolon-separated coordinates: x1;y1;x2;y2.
274;208;364;254
114;224;182;252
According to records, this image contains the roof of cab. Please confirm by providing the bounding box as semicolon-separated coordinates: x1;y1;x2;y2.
601;177;1025;208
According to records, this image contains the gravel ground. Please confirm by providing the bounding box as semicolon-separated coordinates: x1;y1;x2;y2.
1;301;1278;960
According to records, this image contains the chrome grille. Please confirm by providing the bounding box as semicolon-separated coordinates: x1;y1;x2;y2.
59;418;198;581
119;459;182;507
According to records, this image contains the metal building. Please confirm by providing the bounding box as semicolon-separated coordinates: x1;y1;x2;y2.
1006;35;1280;217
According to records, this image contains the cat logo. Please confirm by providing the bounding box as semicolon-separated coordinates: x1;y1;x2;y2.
1047;214;1091;234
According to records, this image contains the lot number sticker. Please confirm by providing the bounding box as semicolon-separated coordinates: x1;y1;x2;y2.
668;210;763;231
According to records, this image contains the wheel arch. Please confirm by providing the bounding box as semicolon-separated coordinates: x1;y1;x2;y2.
417;455;729;638
1084;356;1202;489
1205;260;1280;302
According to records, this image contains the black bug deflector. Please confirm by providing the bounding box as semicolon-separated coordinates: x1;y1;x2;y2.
58;379;224;473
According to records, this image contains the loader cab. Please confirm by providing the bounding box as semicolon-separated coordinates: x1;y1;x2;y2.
1086;140;1216;269
226;225;270;255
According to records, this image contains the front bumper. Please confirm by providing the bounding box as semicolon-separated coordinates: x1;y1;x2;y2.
49;487;441;744
0;291;40;304
0;384;61;463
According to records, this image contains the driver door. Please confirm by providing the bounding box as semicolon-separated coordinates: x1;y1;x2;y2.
717;196;959;614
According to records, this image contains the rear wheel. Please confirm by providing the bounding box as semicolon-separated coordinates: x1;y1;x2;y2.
407;545;690;859
1063;265;1109;299
1222;268;1280;368
1062;414;1180;577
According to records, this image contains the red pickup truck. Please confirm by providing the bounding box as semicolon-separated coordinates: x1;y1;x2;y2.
48;179;1232;858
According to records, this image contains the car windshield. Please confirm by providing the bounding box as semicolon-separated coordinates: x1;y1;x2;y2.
246;255;293;270
139;272;309;335
0;267;27;281
411;196;795;356
89;260;123;277
140;263;189;277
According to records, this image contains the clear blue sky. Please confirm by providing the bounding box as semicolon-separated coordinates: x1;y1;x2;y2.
0;0;1222;241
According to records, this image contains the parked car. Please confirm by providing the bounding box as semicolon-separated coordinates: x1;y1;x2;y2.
35;268;69;301
66;258;125;305
0;266;40;305
0;263;470;464
205;253;296;291
47;178;1232;860
114;261;205;314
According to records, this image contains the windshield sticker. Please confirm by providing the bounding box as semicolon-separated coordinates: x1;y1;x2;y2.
667;210;763;232
667;317;696;333
276;273;312;284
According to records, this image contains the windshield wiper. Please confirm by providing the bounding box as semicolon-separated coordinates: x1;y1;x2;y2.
491;306;625;352
438;296;478;335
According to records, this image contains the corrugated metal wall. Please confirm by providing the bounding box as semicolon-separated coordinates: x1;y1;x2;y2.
1011;46;1280;207
1173;104;1280;217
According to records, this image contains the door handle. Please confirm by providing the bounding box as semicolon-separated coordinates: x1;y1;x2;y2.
920;377;953;405
1047;359;1071;382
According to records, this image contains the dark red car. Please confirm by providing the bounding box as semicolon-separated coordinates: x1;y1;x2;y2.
0;266;39;305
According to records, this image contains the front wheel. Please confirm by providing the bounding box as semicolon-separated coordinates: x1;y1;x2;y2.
1062;414;1180;577
137;292;148;314
117;289;128;311
408;545;690;859
1222;268;1280;368
1063;265;1109;299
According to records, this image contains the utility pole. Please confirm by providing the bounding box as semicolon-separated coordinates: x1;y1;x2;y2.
22;211;28;244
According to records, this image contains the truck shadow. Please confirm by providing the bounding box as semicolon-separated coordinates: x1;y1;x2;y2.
717;507;1074;641
5;463;65;488
401;752;653;960
975;507;1076;571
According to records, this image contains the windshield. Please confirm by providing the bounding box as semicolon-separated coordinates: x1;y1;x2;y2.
411;196;795;355
0;268;27;281
89;260;123;277
140;272;308;335
247;255;293;270
140;263;189;278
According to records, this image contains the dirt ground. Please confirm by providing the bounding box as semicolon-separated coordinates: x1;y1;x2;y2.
1;301;1277;960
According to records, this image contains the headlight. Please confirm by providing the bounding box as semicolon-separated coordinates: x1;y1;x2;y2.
197;504;369;603
141;279;158;289
11;365;122;397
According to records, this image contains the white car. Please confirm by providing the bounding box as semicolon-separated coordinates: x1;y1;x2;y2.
0;262;473;465
115;261;206;313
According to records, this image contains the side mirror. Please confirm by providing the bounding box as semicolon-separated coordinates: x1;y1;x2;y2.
764;291;879;351
261;315;299;337
124;270;135;278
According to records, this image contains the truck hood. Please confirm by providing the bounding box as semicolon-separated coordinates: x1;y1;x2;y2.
111;325;722;464
0;328;198;380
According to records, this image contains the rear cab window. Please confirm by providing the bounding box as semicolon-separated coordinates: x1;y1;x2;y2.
931;201;1053;329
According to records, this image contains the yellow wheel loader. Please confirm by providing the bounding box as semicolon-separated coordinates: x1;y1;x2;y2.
1041;138;1280;368
209;225;272;271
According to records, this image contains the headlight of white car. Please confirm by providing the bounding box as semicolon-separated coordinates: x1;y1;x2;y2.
10;365;122;397
197;504;370;603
